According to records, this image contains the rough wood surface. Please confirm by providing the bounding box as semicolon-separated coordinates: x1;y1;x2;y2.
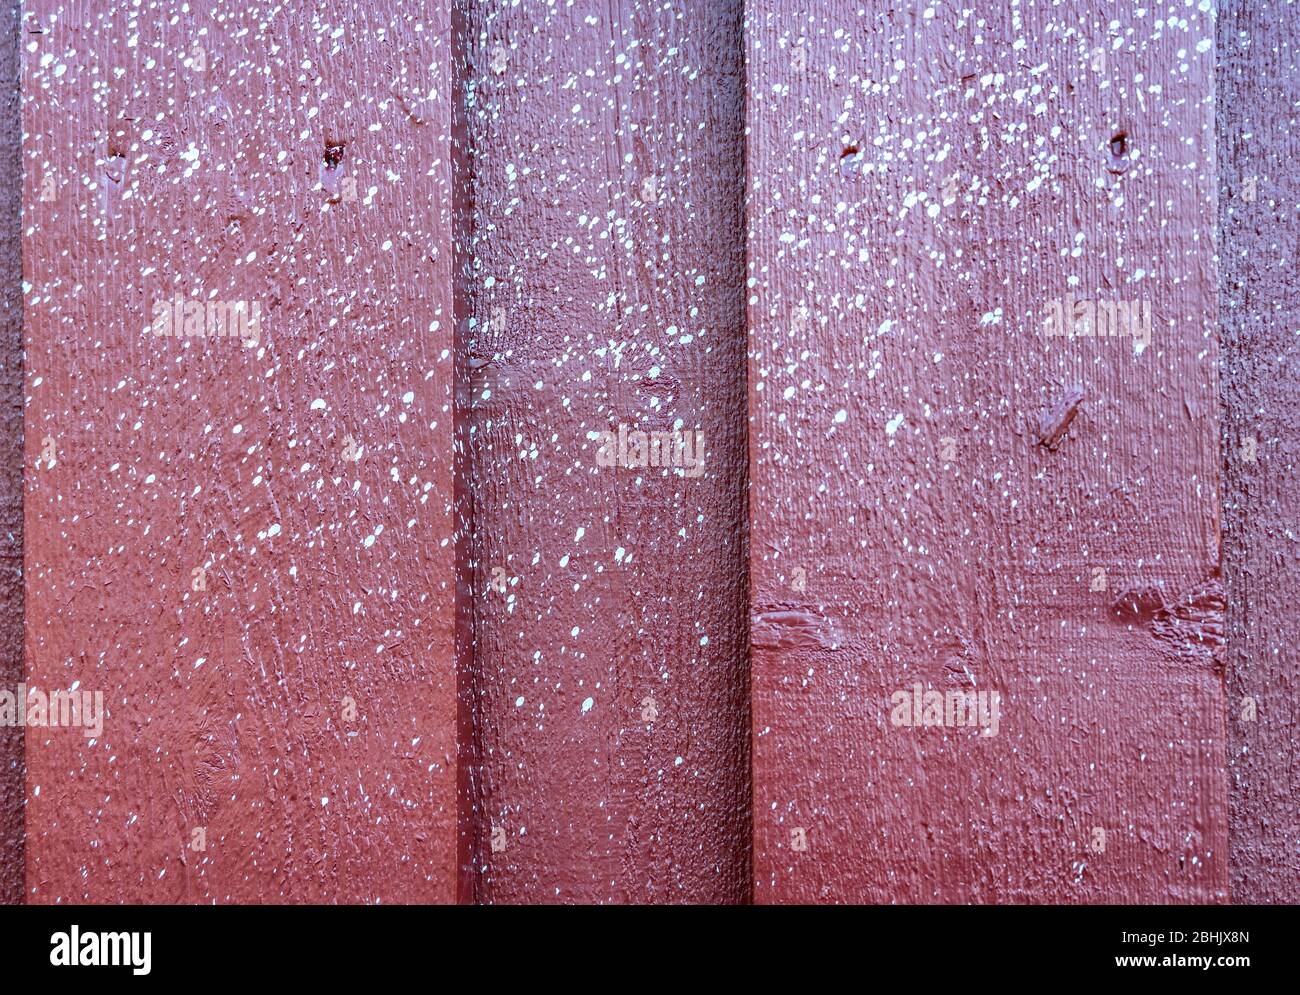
457;0;751;903
746;0;1225;902
22;1;456;902
1219;0;1300;904
0;0;21;907
11;0;1290;907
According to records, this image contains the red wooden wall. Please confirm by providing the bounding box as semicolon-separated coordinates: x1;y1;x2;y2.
3;0;1294;904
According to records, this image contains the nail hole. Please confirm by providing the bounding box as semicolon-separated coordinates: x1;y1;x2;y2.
1107;131;1131;174
839;144;862;178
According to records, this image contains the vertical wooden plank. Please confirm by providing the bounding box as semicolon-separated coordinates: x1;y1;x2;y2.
0;0;20;906
451;4;477;904
746;1;1225;902
459;0;750;902
1219;0;1300;904
23;1;456;902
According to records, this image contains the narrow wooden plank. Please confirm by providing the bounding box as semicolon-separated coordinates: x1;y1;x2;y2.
746;0;1225;902
23;1;456;902
0;0;21;906
458;0;750;902
1219;0;1300;903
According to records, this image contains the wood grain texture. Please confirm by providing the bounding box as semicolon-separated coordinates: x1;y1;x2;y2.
746;0;1225;902
1219;0;1300;904
0;0;20;907
457;0;750;903
22;1;456;902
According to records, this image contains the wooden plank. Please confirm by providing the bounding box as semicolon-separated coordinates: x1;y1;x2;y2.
746;0;1225;902
1219;0;1300;904
0;0;20;906
22;1;456;902
458;0;750;902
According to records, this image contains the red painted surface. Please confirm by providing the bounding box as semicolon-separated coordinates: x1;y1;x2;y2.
746;1;1226;902
0;0;21;907
22;2;456;902
1219;0;1300;904
7;0;1292;907
457;0;751;902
